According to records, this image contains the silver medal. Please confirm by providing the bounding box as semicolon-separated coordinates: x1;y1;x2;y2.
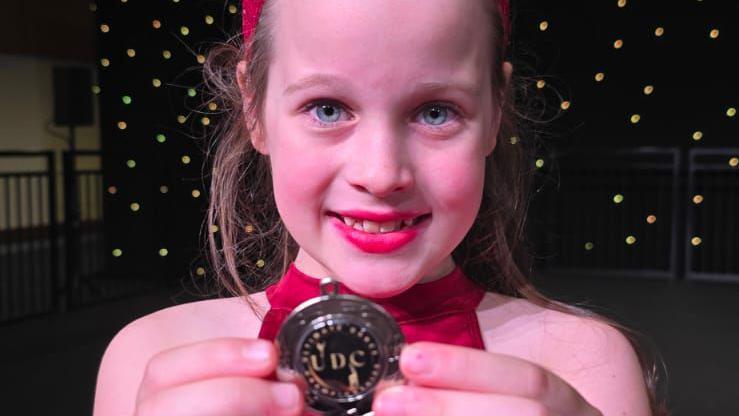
275;278;405;415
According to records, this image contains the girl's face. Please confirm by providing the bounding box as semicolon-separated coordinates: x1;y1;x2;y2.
251;0;505;297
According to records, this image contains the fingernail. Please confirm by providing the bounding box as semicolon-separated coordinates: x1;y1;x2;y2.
272;383;299;409
242;341;271;362
403;346;430;375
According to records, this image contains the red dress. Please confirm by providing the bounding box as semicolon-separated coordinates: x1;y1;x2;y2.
259;263;487;349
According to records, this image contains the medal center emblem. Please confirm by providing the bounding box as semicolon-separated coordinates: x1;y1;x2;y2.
299;323;382;399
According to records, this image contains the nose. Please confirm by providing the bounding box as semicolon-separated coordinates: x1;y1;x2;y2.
343;122;414;198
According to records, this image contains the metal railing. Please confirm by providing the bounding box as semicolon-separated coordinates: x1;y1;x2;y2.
62;150;107;305
685;148;739;283
1;149;164;324
533;146;739;282
0;150;115;323
0;151;60;321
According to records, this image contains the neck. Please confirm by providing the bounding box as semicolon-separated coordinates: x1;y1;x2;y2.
418;256;456;283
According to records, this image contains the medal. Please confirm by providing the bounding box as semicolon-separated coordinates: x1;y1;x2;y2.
275;278;405;415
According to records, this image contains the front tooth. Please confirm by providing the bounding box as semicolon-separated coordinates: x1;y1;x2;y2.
353;222;364;231
362;220;380;233
343;216;356;227
379;221;399;233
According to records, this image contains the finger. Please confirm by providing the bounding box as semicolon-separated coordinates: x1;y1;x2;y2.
399;342;585;412
135;377;302;416
137;338;278;402
373;385;547;416
276;367;309;393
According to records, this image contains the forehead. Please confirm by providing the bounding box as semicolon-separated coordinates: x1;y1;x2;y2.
270;0;492;92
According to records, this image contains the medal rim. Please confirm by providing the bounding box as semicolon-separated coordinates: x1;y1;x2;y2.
275;289;405;414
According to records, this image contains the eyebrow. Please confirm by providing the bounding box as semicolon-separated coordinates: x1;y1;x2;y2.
283;74;347;96
283;73;481;99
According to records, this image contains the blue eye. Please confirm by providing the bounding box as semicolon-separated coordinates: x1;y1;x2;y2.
302;100;461;129
314;103;342;123
303;100;348;126
421;105;450;126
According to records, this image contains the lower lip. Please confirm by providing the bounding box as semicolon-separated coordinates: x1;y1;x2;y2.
329;215;428;254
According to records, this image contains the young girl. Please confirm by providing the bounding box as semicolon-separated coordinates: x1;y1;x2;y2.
93;0;667;415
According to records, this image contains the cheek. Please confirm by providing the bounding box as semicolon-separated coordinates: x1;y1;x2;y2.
268;130;336;222
420;148;486;217
441;166;485;222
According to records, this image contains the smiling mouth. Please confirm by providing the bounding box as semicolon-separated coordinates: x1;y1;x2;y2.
327;212;432;234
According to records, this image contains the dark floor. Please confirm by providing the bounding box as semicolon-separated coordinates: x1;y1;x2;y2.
1;272;737;415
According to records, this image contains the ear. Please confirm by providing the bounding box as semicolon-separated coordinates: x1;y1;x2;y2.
236;60;269;155
486;61;514;157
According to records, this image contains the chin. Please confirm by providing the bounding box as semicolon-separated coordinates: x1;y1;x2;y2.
332;262;419;299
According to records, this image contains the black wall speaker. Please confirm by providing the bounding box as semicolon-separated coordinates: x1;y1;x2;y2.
52;66;93;126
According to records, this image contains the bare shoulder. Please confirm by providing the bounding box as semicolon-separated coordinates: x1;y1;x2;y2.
92;292;269;416
137;291;269;340
476;292;651;414
476;292;550;358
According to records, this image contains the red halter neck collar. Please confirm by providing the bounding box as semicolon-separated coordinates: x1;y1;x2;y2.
258;263;488;349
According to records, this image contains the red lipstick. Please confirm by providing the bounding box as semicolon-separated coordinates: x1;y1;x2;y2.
328;210;430;254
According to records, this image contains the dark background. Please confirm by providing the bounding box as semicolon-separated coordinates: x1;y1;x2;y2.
1;1;737;414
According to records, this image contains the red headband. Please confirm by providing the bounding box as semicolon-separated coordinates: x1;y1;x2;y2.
242;0;510;44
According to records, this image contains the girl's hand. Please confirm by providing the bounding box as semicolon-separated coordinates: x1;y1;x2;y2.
373;342;603;416
134;338;303;416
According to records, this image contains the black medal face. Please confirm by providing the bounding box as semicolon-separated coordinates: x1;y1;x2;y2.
276;278;405;415
298;322;383;400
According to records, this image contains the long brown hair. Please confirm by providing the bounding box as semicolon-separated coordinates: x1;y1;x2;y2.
201;1;668;413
